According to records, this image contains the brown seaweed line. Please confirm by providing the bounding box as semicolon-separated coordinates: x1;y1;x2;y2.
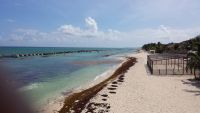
59;57;137;113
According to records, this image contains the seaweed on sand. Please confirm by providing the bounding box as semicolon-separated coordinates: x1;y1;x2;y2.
59;57;137;113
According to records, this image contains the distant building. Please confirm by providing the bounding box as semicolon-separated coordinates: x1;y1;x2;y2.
149;50;155;54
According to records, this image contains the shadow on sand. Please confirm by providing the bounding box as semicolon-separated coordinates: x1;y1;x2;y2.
144;64;151;76
182;79;200;96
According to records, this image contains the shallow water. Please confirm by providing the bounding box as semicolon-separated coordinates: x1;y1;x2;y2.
0;47;137;106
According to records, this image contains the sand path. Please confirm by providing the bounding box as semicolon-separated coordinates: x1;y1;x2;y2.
82;52;200;113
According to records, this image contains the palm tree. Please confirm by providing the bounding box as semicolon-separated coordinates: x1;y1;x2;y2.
187;43;200;79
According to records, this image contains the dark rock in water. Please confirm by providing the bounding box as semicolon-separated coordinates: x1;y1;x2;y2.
103;54;110;57
25;54;29;57
13;54;19;58
19;54;24;57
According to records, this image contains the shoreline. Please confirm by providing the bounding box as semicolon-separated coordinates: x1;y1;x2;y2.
38;53;133;113
58;57;137;113
83;51;200;113
37;64;122;113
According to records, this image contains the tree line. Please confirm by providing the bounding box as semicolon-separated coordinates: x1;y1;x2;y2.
142;35;200;79
142;35;200;54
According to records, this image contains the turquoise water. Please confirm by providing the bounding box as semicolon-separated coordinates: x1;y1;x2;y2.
0;47;137;106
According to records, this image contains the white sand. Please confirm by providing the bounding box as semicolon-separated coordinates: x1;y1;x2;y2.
83;51;200;113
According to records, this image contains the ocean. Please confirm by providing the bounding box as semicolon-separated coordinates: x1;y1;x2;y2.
0;47;137;107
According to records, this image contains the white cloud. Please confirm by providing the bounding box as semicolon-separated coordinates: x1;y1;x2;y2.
57;17;99;38
122;25;200;45
58;25;82;36
1;17;200;47
85;17;98;32
56;17;120;40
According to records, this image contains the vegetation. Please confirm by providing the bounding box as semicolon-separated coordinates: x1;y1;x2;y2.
187;42;200;79
142;42;166;53
142;35;200;79
142;35;200;54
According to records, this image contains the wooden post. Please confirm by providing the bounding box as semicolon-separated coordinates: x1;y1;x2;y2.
166;59;167;75
152;60;153;74
168;59;169;65
150;60;152;74
147;56;149;67
159;69;160;75
178;58;179;71
186;57;188;73
174;59;176;69
183;58;185;75
171;58;172;67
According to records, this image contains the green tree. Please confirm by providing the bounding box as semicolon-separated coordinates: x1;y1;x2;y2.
187;43;200;79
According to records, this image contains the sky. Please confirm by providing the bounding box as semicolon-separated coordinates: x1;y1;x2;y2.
0;0;200;47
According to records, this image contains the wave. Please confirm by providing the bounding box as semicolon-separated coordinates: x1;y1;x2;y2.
19;83;42;91
94;65;118;81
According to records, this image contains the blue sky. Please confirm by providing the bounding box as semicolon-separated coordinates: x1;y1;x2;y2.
0;0;200;47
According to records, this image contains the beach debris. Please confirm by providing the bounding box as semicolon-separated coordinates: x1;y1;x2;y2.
107;106;110;109
112;81;118;84
109;91;116;94
111;85;118;87
75;100;79;103
59;57;137;113
101;94;108;97
84;102;110;113
119;75;125;79
117;80;124;82
107;88;117;90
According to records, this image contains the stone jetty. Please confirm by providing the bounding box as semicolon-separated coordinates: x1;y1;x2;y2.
0;50;104;59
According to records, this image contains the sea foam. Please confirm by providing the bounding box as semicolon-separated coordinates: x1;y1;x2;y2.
19;83;41;91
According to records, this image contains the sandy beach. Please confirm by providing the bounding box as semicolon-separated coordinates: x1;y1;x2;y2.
81;51;200;113
41;51;200;113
